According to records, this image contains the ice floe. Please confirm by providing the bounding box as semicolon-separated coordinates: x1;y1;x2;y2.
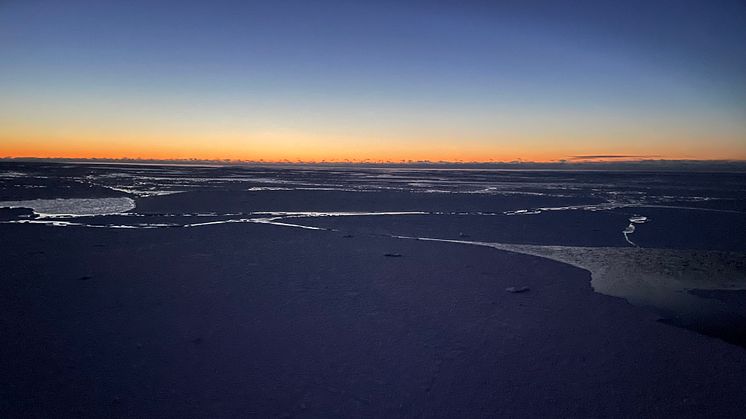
0;197;135;217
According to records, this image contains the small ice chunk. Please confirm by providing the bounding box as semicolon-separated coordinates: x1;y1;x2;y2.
629;215;648;224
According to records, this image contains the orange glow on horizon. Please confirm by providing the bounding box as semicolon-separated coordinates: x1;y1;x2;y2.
1;144;556;163
3;123;746;163
4;137;746;163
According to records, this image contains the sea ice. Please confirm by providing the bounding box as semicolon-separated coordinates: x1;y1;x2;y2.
0;197;135;217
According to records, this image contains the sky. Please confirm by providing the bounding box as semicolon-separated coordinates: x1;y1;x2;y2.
1;0;745;162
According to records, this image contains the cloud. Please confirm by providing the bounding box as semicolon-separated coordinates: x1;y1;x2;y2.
568;155;662;160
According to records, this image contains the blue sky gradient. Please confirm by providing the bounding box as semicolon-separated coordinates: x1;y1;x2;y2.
1;0;745;161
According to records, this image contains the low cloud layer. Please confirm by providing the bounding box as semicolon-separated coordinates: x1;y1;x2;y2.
569;155;662;160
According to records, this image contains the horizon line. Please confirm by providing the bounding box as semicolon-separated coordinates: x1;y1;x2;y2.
3;156;746;171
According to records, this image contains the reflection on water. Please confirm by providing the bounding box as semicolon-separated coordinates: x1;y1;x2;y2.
401;237;746;348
